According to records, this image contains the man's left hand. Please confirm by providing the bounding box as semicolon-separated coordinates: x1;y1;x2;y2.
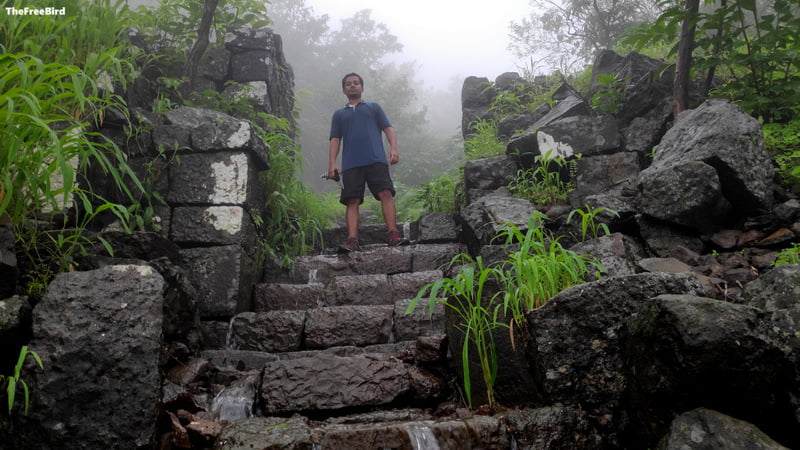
388;149;399;165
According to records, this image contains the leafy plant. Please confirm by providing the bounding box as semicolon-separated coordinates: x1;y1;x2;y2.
508;151;577;205
1;346;44;415
764;120;800;192
464;119;506;160
0;1;152;293
591;73;629;115
494;211;605;336
772;243;800;267
255;114;335;269
412;169;458;213
621;0;800;122
567;205;619;241
406;254;506;410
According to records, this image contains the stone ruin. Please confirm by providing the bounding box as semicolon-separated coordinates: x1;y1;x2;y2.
1;29;800;450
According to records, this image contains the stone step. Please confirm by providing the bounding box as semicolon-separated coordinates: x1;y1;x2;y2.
253;270;444;311
228;299;445;352
213;413;507;449
262;243;466;284
201;335;449;415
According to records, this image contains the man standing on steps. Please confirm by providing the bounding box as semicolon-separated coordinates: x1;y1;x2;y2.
328;72;408;252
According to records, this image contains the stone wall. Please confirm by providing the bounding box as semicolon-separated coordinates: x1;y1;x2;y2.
93;27;294;330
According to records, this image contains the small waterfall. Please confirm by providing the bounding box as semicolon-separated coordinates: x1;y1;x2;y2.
225;316;236;350
308;268;320;284
403;222;411;240
404;424;440;450
210;375;257;422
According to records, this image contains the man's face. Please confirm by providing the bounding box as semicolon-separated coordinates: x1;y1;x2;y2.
343;76;363;99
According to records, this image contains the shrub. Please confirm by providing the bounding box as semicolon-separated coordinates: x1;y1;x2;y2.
464;119;506;160
773;243;800;267
406;254;506;410
494;211;604;335
508;151;577;206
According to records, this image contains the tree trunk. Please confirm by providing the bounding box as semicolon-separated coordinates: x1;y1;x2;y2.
184;0;220;90
673;0;700;116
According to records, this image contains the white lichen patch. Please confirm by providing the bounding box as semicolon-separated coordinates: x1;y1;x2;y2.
537;131;575;159
209;153;248;204
226;120;252;149
204;206;243;235
112;264;156;277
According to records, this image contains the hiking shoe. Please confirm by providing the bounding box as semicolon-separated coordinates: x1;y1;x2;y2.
387;229;409;247
338;236;361;253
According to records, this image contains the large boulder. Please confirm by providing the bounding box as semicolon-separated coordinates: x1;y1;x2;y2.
463;155;518;198
638;100;774;231
656;408;790;450
525;272;705;442
568;151;640;215
17;265;165;450
461;76;494;139
740;264;800;328
590;50;674;125
622;294;800;448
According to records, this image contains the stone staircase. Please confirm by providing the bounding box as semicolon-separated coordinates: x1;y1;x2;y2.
193;226;514;448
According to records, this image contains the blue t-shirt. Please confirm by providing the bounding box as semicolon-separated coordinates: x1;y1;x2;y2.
329;101;392;171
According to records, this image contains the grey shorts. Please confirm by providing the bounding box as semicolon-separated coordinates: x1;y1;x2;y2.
340;163;395;205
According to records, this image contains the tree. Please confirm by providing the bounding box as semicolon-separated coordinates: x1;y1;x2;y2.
509;0;663;71
622;0;800;122
673;0;700;114
184;0;220;88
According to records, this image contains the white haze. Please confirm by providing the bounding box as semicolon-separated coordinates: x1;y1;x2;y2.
309;0;531;89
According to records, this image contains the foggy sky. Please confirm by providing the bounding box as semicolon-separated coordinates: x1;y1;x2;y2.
310;0;531;89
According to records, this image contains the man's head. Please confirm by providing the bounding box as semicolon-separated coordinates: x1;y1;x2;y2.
341;72;364;88
342;73;364;101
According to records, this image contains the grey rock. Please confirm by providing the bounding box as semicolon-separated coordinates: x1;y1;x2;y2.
390;270;443;301
22;265;164;450
170;206;255;247
503;406;603;450
413;212;459;244
636;214;705;256
623;295;800;448
657;408;789;450
639;100;774;230
526;273;705;416
569;151;640;209
260;353;411;413
229;311;305;352
394;298;445;342
570;233;648;278
639;160;730;232
167;151;264;207
741;264;800;328
329;274;392;306
213;416;313;450
461;194;536;245
305;305;393;348
253;282;324;312
180;245;255;318
463;155;518;192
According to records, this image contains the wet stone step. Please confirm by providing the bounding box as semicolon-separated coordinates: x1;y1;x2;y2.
228;302;446;353
305;305;394;348
259;353;411;414
204;335;447;372
253;270;444;311
262;243;467;284
214;412;507;450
